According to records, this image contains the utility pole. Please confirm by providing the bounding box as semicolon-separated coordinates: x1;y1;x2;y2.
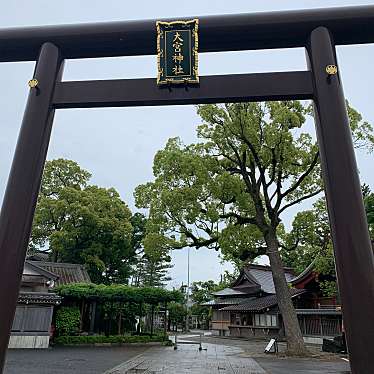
185;247;190;333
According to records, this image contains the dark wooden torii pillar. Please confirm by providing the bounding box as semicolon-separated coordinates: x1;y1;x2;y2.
0;6;374;374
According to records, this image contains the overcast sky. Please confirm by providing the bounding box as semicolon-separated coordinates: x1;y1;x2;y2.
1;0;373;288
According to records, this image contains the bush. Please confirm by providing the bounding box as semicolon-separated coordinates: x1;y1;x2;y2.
54;334;167;345
55;306;81;336
56;283;183;304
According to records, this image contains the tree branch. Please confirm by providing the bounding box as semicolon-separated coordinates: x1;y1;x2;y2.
280;151;320;200
278;188;324;215
219;212;257;226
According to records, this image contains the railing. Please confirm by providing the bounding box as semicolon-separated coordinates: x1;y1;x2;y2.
315;304;341;309
298;315;342;337
211;321;230;331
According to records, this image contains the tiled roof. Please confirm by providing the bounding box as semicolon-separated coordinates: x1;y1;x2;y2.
221;288;305;312
24;261;59;280
28;261;91;286
246;265;295;294
27;251;50;261
290;261;316;285
201;297;253;307
212;288;247;297
18;291;62;305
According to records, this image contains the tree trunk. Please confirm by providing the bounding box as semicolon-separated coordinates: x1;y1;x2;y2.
164;302;167;339
89;301;96;334
150;304;154;336
265;231;307;356
80;300;85;332
118;310;122;335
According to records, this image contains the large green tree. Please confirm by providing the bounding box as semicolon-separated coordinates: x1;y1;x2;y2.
283;186;374;297
130;213;173;288
30;159;135;284
135;102;373;355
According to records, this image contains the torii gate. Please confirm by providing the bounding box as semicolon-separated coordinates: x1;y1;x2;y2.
0;5;374;373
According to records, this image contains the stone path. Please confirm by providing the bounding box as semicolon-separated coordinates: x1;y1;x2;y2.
105;336;266;374
104;334;351;374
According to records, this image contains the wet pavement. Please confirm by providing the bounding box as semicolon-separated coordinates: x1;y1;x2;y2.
105;335;351;374
4;346;147;374
105;342;266;373
4;335;351;373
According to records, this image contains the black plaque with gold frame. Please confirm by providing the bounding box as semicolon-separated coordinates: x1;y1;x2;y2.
156;19;199;85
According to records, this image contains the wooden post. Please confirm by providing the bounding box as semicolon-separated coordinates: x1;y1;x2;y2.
164;302;167;339
150;304;154;336
80;300;85;332
0;42;63;373
89;301;97;334
307;26;374;374
118;310;122;336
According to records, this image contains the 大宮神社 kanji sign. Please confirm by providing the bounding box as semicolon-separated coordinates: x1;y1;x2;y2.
156;19;199;85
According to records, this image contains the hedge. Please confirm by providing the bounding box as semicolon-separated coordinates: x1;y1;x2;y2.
55;306;81;337
55;283;183;304
54;334;167;345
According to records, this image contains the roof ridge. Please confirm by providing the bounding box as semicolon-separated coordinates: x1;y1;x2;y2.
29;260;86;268
246;263;294;272
24;260;59;280
290;260;316;284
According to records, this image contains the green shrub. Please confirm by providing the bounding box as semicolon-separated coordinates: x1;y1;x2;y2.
54;334;166;345
55;306;81;337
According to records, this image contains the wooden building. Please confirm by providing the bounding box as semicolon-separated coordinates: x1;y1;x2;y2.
204;263;341;343
10;259;91;349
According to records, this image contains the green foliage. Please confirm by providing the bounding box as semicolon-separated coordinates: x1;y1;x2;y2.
56;283;183;304
130;213;173;287
39;158;91;197
190;279;229;304
189;277;235;324
134;102;372;350
54;334;166;345
191;280;218;304
168;302;187;325
319;280;338;297
135;102;373;267
364;192;374;237
30;159;136;284
100;301;138;333
283;186;374;297
347;103;374;151
55;306;81;337
281;197;331;274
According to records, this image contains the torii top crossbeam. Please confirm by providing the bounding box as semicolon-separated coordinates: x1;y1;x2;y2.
1;5;374;62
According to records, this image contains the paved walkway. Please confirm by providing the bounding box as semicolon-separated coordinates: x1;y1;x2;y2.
4;335;351;373
4;346;147;374
105;335;350;374
105;342;266;373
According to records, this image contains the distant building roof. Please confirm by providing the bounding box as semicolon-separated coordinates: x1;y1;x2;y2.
221;288;305;312
201;297;252;307
211;288;247;297
28;261;91;286
290;260;316;286
232;264;295;295
27;251;50;262
23;261;59;281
